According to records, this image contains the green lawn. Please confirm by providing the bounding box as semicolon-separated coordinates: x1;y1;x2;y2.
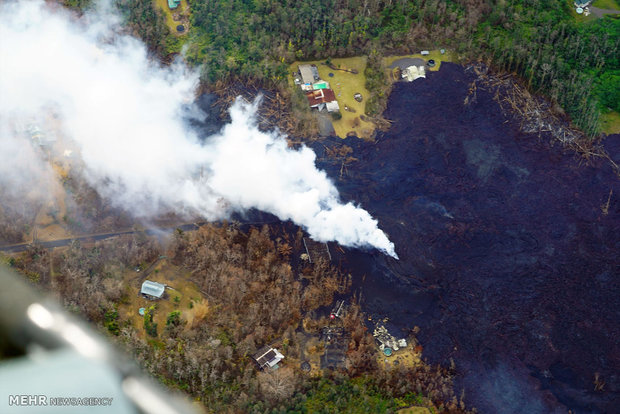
290;52;455;139
601;110;620;134
117;260;203;339
291;57;375;139
592;0;620;10
567;0;597;21
153;0;190;35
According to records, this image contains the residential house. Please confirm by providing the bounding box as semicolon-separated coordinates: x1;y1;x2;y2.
305;89;340;112
140;280;166;300
253;346;285;370
403;65;426;82
298;64;320;91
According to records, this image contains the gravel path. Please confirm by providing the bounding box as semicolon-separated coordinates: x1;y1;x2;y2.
589;6;620;17
389;57;426;70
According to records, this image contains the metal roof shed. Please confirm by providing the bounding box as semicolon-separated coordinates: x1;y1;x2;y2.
325;101;340;112
253;346;284;370
140;281;166;299
298;65;315;85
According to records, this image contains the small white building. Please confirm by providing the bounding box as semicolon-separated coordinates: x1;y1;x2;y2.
325;100;340;112
403;65;426;82
574;0;592;14
140;280;166;299
253;346;285;370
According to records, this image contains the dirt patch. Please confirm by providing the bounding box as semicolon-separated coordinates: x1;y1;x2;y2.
117;261;202;340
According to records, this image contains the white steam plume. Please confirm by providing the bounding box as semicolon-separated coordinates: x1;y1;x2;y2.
0;0;397;258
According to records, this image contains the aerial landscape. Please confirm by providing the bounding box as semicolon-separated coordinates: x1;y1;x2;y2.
0;0;618;413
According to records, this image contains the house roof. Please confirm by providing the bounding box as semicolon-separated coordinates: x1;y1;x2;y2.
257;350;276;366
325;100;340;112
306;89;336;107
298;65;315;84
404;65;425;82
140;280;165;298
253;346;284;368
310;65;320;79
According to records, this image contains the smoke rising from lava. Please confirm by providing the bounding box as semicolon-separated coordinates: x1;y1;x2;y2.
0;0;397;258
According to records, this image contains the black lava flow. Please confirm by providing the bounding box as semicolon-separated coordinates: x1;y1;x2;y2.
193;64;619;414
311;63;619;414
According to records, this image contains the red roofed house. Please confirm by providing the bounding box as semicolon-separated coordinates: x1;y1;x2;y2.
306;89;340;112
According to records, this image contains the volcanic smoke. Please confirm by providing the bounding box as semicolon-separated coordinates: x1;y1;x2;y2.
0;0;398;259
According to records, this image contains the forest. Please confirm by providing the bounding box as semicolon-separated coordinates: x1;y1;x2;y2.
4;222;474;413
109;0;620;137
64;0;619;137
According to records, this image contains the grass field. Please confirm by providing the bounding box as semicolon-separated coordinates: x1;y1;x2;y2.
118;260;204;340
601;110;620;135
592;0;620;10
567;0;599;21
572;10;597;22
290;57;375;139
153;0;190;35
397;408;431;414
290;52;454;139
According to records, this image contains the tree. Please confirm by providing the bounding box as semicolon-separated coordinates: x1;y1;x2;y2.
143;306;158;337
165;310;186;338
257;367;296;403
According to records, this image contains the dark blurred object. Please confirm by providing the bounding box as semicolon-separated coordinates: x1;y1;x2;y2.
0;265;201;414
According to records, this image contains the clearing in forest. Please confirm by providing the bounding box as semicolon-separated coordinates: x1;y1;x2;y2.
117;260;203;340
601;110;620;134
397;408;431;414
592;0;620;9
153;0;190;35
290;56;375;139
383;49;454;80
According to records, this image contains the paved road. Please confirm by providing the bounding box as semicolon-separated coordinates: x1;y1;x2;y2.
590;6;620;17
317;112;336;137
0;222;205;253
389;57;426;70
